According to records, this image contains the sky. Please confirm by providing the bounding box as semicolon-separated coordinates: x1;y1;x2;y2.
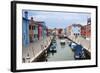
22;10;91;29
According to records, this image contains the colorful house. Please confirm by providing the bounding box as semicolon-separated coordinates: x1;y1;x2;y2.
71;24;82;37
42;23;47;39
33;22;38;42
37;21;47;40
23;12;48;45
66;25;72;36
29;17;34;43
66;24;82;37
22;11;30;47
38;23;43;40
81;18;91;39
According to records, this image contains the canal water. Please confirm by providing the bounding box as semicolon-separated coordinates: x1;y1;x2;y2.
46;37;75;61
36;37;75;62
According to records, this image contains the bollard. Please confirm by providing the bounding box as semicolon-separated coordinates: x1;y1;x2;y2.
22;58;25;63
32;47;35;56
26;53;30;63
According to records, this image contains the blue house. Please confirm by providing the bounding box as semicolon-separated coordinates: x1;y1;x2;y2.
22;11;30;47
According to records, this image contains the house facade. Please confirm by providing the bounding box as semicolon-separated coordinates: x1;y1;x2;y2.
22;11;30;47
66;24;81;37
66;25;72;36
22;11;48;45
29;17;35;43
38;23;43;40
71;24;82;37
81;18;91;39
33;22;38;42
37;21;47;40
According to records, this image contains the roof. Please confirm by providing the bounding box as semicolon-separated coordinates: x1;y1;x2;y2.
23;17;29;21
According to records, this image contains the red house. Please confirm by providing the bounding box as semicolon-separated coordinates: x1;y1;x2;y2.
81;18;91;39
81;25;86;37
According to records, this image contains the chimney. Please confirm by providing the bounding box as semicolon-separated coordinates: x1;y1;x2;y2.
24;11;28;19
87;18;91;25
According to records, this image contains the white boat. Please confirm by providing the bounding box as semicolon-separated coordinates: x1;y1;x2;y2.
60;39;66;45
71;43;76;48
69;42;77;50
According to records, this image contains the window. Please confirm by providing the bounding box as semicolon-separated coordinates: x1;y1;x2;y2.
29;25;31;30
34;26;35;30
34;34;38;38
32;26;34;30
34;35;36;38
37;34;38;38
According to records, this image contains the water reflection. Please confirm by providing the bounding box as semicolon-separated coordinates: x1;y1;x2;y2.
61;44;65;48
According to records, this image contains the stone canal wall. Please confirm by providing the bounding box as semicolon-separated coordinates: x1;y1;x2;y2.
68;35;91;52
67;35;91;57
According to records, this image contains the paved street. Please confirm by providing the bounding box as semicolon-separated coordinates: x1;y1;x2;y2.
22;36;53;63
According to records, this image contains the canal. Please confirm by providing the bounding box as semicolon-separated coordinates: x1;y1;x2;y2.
33;36;91;62
46;37;75;61
35;36;75;62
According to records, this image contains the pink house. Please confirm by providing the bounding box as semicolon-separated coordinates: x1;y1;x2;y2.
38;24;43;40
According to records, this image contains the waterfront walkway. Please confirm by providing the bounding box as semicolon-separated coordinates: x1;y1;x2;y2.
22;36;53;63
